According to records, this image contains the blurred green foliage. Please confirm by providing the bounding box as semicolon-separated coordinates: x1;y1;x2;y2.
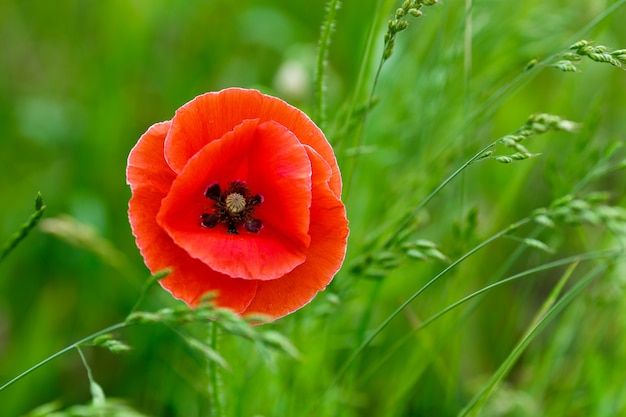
1;0;626;416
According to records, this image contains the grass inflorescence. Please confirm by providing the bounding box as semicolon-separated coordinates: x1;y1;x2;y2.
0;193;45;263
553;40;626;72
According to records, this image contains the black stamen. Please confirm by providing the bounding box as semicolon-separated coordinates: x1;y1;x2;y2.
201;213;218;228
205;183;222;200
245;218;263;233
249;194;263;206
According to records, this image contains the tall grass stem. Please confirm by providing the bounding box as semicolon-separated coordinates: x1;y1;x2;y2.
208;321;224;417
314;0;341;131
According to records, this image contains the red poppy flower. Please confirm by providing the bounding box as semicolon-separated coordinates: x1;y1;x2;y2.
127;88;348;320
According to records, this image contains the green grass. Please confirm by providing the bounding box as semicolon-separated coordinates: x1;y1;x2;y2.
1;0;626;416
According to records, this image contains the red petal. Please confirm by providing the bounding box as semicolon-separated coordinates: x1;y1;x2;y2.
127;122;257;311
164;88;342;196
243;145;349;319
157;119;313;281
130;187;258;310
127;121;176;195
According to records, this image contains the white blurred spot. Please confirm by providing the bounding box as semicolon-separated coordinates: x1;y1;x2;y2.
273;60;310;101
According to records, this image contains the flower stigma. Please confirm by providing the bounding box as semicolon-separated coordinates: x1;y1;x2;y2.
225;193;246;213
201;181;263;234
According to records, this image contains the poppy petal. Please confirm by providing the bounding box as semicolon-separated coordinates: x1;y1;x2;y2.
129;89;348;321
157;118;313;281
164;88;342;196
130;187;258;311
127;121;176;195
127;122;257;312
243;145;349;318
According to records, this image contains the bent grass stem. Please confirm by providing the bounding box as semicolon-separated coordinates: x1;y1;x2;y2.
0;322;129;393
371;141;496;258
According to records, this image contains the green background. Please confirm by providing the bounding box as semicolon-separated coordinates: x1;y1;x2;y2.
1;0;626;416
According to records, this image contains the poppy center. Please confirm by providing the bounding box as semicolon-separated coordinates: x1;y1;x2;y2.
201;181;263;234
225;192;246;213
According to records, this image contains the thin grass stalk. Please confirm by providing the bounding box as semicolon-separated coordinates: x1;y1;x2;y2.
465;0;625;132
76;346;106;405
208;321;224;417
343;52;386;201
375;141;497;256
360;248;621;382
0;322;129;392
128;269;171;315
311;216;531;414
334;0;385;149
458;263;609;417
314;0;341;131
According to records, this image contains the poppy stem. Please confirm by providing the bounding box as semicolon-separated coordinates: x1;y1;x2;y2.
208;321;225;417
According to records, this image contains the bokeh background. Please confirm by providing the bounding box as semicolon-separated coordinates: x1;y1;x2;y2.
1;0;626;416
